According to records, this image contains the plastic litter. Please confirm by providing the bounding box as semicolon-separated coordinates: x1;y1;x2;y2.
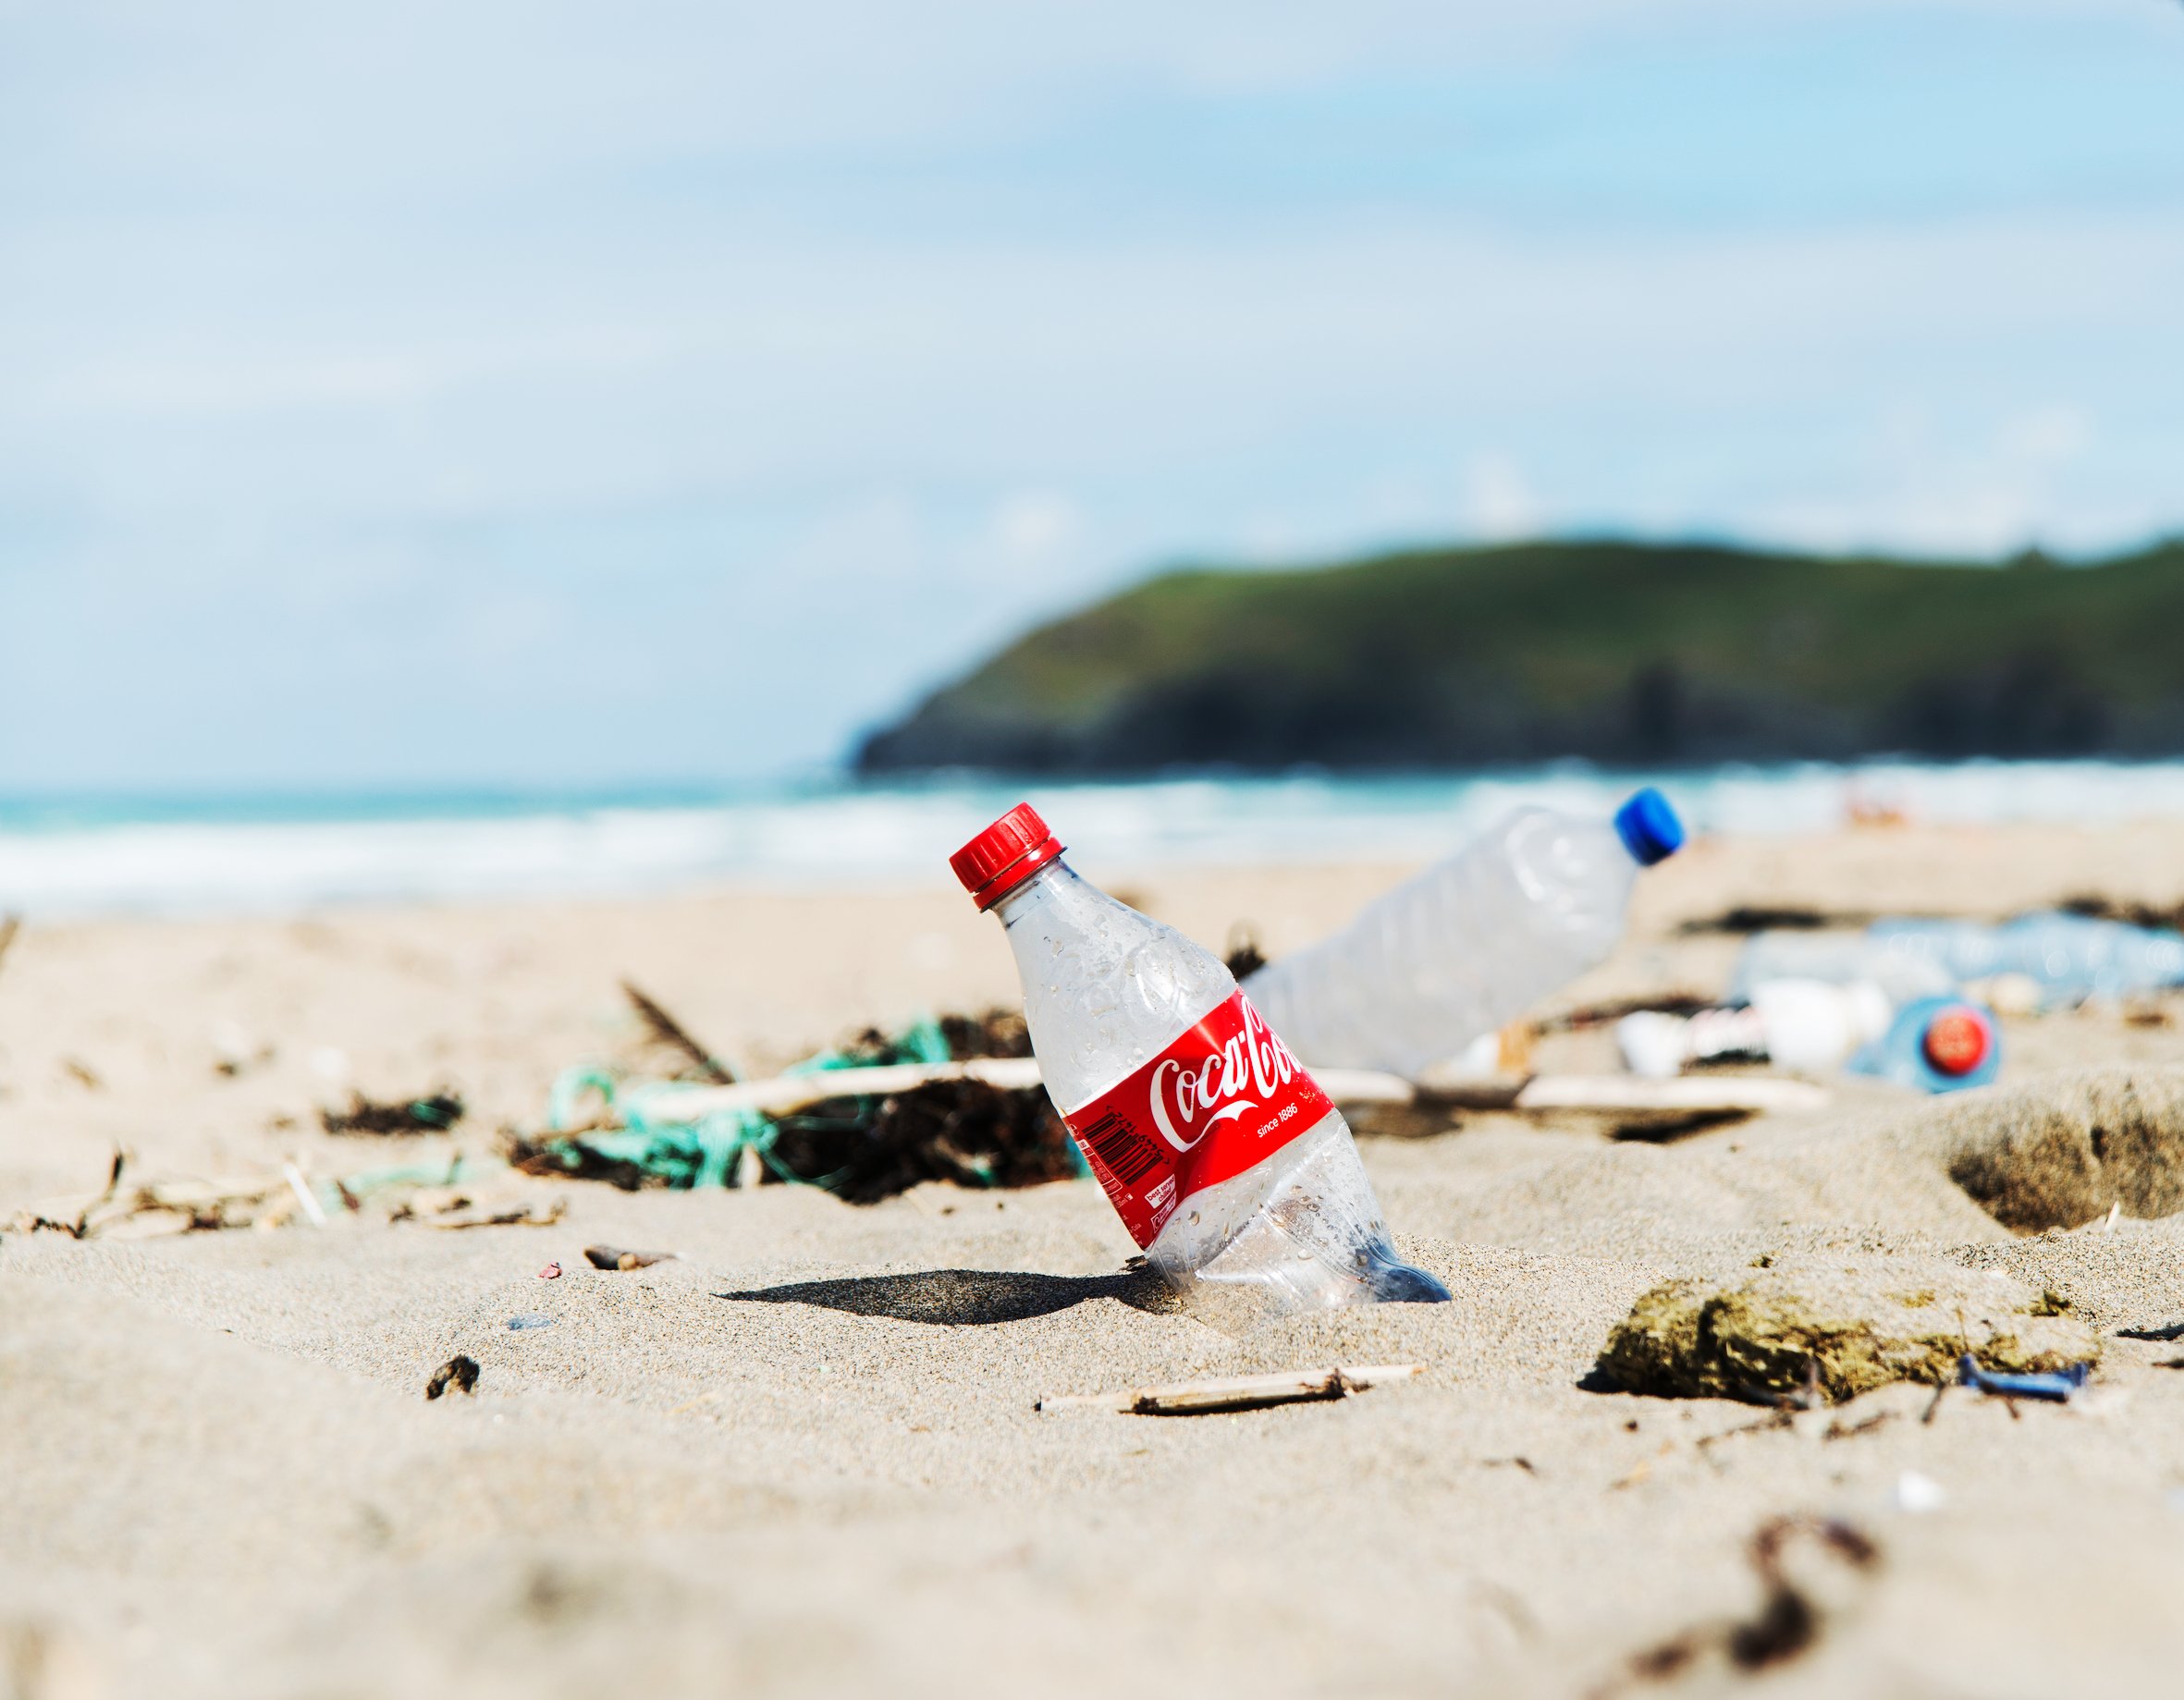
1245;789;1684;1076
1847;997;2001;1095
1728;931;1958;1009
1884;911;2184;1007
954;801;1448;1325
1621;982;1998;1095
507;1313;555;1331
1957;1353;2090;1402
1738;912;2184;1011
1617;979;1894;1078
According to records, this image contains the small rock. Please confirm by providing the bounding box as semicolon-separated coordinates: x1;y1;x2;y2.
425;1355;480;1399
584;1244;676;1271
1596;1254;2102;1402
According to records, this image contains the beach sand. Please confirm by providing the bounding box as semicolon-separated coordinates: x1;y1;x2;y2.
10;822;2184;1696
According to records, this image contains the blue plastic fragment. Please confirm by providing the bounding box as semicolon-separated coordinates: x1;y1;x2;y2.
507;1313;556;1331
1957;1353;2090;1402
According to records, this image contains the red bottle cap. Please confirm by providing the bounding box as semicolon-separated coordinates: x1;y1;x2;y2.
951;803;1064;910
1922;1007;1992;1076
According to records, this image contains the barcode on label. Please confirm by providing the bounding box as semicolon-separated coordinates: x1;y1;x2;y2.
1073;1109;1164;1187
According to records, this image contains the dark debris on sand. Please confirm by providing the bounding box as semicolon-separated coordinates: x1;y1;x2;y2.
770;1078;1077;1204
424;1355;480;1399
2060;892;2184;933
322;1093;465;1136
759;1008;1074;1203
1607;1516;1881;1694
503;1008;1077;1204
1677;904;1874;936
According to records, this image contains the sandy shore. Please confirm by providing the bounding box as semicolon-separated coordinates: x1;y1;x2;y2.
11;822;2184;1696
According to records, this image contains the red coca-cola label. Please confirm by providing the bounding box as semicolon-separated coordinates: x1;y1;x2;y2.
1063;991;1331;1248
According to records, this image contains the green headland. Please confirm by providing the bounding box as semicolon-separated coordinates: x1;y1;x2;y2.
857;538;2184;775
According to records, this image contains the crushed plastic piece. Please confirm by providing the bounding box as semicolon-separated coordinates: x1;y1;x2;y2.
1957;1352;2090;1402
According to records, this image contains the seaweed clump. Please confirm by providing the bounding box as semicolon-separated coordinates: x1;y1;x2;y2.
767;1077;1077;1204
1595;1257;2100;1403
505;1008;1078;1204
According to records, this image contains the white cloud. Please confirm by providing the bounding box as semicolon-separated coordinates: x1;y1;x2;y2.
988;490;1082;563
1463;454;1545;542
1755;403;2114;556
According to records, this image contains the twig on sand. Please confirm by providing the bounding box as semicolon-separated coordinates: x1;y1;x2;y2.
622;980;736;1083
1037;1363;1424;1416
9;1149;127;1238
0;912;18;977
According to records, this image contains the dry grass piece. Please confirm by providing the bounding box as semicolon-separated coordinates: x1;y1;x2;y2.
621;980;736;1082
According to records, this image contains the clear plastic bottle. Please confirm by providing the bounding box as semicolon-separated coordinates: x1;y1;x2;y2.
952;803;1450;1328
1243;789;1685;1076
1864;913;2184;1008
1726;932;1959;1009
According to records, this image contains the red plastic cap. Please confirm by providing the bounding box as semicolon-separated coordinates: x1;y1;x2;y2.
951;803;1064;910
1922;1007;1992;1076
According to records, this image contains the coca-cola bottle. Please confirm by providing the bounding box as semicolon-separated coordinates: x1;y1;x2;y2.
951;803;1450;1327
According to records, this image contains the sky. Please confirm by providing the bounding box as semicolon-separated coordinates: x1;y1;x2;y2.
3;0;2182;792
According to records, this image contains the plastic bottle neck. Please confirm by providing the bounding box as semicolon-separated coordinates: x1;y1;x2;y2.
989;855;1086;928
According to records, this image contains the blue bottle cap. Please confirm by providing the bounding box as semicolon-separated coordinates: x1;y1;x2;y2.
1614;788;1685;867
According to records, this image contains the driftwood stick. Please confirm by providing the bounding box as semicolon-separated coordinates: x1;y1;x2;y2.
1037;1363;1426;1416
626;1058;1044;1119
621;980;736;1083
0;913;18;978
628;1063;1826;1124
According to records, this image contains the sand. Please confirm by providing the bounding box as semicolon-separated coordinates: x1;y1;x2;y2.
10;822;2184;1696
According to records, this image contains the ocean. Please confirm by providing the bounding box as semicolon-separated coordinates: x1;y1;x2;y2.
9;760;2184;919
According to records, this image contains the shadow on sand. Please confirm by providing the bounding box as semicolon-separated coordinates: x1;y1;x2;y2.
713;1266;1179;1326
